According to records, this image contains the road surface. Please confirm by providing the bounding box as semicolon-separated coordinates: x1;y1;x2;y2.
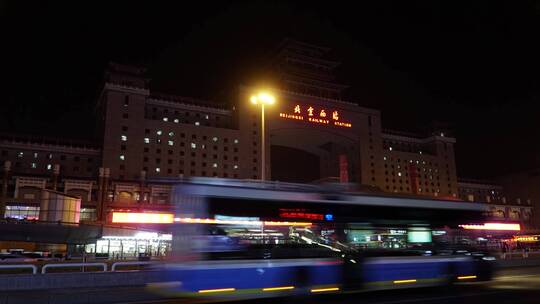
1;266;539;304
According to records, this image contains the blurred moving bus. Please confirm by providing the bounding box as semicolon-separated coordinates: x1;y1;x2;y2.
149;178;495;300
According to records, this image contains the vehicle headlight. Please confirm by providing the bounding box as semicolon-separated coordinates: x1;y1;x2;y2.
482;256;496;261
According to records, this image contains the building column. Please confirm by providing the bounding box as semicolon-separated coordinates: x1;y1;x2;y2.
97;168;105;223
0;161;11;219
139;170;146;203
52;164;60;191
100;168;110;223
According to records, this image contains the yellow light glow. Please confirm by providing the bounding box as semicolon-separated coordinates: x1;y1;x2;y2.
457;275;477;280
262;286;295;291
459;223;520;231
111;212;174;224
393;279;417;284
310;287;340;293
513;236;538;242
198;288;236;293
250;92;275;105
259;93;275;104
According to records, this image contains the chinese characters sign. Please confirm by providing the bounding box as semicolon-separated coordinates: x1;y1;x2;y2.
279;104;352;128
279;208;324;220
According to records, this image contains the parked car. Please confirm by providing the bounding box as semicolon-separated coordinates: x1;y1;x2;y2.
0;253;37;263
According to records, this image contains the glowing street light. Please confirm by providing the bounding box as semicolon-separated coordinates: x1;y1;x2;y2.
250;91;275;181
250;92;275;105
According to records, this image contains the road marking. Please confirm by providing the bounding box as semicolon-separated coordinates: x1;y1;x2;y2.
495;274;540;280
262;286;295;291
311;287;340;293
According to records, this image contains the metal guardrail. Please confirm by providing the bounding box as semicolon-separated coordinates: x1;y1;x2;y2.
499;250;540;259
111;261;156;272
41;263;107;274
0;264;37;274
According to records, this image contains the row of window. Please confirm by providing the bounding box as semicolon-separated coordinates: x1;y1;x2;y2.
137;149;241;160
3;205;96;221
121;132;239;146
0;160;94;173
119;166;249;179
2;151;93;163
383;140;437;155
384;184;446;195
129;159;239;169
383;156;445;168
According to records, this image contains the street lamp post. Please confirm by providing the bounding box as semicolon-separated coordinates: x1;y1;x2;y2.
250;92;275;181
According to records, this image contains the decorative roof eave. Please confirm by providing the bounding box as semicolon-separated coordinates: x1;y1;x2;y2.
284;77;349;90
283;52;341;68
382;132;457;144
104;82;150;96
147;97;232;116
0;140;101;155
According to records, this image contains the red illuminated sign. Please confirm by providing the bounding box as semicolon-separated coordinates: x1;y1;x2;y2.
279;208;324;220
279;104;352;128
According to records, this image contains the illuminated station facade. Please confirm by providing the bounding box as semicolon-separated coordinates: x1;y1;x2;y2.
90;39;466;219
0;39;534;255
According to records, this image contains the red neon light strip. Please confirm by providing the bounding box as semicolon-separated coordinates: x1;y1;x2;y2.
459;223;520;231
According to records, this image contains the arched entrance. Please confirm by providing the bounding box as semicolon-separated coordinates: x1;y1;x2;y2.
271;145;320;183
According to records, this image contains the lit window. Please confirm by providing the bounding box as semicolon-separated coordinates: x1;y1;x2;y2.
144;137;150;144
119;155;125;161
169;131;174;136
201;144;206;149
191;143;196;149
383;156;387;161
212;137;218;142
234;139;239;144
33;152;38;158
195;121;200;126
155;167;161;173
157;130;162;135
212;163;218;168
174;118;179;123
121;135;127;141
18;152;23;158
233;165;238;169
168;140;174;146
440;132;445;137
47;153;53;159
163;117;168;122
46;164;52;170
419;151;423;155
389;147;393;151
205;115;209;120
31;162;36;169
398;172;402;177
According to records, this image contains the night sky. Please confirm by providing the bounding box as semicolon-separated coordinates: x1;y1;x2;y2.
1;1;539;179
